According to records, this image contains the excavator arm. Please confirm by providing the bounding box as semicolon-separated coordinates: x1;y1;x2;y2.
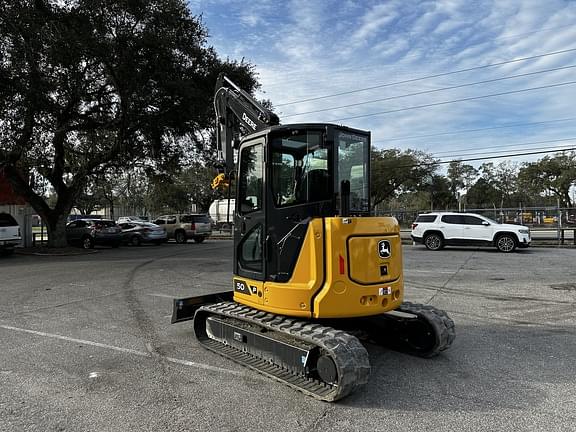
213;74;280;177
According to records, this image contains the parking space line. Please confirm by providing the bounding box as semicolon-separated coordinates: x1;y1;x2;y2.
0;324;245;377
146;293;177;299
405;269;457;274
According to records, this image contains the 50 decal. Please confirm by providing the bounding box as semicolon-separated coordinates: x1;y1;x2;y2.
233;279;258;295
234;279;250;295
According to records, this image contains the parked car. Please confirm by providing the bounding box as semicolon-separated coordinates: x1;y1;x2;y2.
119;221;167;246
153;214;212;243
411;212;531;253
117;216;149;224
0;213;21;256
66;218;122;249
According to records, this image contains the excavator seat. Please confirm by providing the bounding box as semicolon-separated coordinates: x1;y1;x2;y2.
296;169;331;202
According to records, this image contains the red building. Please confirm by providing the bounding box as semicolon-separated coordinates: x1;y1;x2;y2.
0;171;27;205
1;170;32;247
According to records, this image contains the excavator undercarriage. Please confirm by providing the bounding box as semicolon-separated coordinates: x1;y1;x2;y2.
173;296;455;401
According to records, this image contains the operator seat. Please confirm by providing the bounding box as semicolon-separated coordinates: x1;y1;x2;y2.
296;169;331;202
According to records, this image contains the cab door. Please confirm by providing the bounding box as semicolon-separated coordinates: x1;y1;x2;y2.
234;139;266;282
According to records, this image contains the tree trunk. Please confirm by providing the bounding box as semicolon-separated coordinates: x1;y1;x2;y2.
45;213;70;248
563;191;572;208
108;198;115;221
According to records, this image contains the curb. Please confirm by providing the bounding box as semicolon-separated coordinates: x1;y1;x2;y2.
15;248;100;256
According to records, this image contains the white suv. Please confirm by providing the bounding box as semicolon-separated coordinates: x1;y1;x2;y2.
0;213;22;256
411;212;531;253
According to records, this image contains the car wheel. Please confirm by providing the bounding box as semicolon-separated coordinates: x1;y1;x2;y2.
193;236;205;244
175;231;187;244
496;234;516;253
130;235;141;246
82;236;95;249
424;233;444;251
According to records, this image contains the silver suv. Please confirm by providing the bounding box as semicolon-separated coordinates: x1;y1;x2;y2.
0;213;21;256
153;214;212;243
411;212;531;253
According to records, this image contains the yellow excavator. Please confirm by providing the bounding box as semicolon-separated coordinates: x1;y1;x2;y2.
172;74;455;401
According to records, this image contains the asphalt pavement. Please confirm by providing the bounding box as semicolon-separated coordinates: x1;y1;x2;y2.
0;241;575;431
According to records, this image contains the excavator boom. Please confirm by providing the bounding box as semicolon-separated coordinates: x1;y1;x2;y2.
214;74;279;175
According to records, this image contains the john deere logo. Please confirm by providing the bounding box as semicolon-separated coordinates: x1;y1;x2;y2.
378;240;391;258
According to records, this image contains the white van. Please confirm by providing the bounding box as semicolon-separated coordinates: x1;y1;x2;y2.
209;199;235;229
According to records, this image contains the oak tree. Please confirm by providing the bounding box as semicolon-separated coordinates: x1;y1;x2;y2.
0;0;258;246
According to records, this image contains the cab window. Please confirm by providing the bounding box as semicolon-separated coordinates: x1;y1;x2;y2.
270;131;330;206
336;131;369;213
238;143;264;214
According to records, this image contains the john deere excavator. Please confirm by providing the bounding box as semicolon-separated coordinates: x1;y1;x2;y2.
172;74;455;401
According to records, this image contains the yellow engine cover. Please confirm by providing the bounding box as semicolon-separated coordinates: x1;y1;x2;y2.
233;216;404;319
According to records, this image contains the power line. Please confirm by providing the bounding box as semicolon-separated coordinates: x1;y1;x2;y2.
436;146;576;165
282;64;576;118
425;137;576;158
373;117;576;143
432;143;576;160
274;47;576;107
372;147;576;171
327;80;576;122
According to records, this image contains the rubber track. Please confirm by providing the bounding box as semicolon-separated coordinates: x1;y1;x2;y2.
397;301;456;357
194;302;370;402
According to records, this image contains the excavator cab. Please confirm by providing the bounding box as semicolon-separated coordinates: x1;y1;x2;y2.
231;123;406;319
234;124;369;280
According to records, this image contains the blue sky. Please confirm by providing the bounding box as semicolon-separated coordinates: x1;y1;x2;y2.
188;0;576;167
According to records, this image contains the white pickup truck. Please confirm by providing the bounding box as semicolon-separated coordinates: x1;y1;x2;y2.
0;213;21;256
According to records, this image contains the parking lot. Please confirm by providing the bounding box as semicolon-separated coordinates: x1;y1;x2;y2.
1;242;575;432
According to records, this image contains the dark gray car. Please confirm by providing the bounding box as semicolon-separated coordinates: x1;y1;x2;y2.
66;219;122;249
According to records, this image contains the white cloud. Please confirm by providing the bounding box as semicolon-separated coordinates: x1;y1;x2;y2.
196;0;576;163
350;2;401;46
239;13;262;27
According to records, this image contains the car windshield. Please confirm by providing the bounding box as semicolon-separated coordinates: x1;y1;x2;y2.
0;213;18;227
482;216;499;224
